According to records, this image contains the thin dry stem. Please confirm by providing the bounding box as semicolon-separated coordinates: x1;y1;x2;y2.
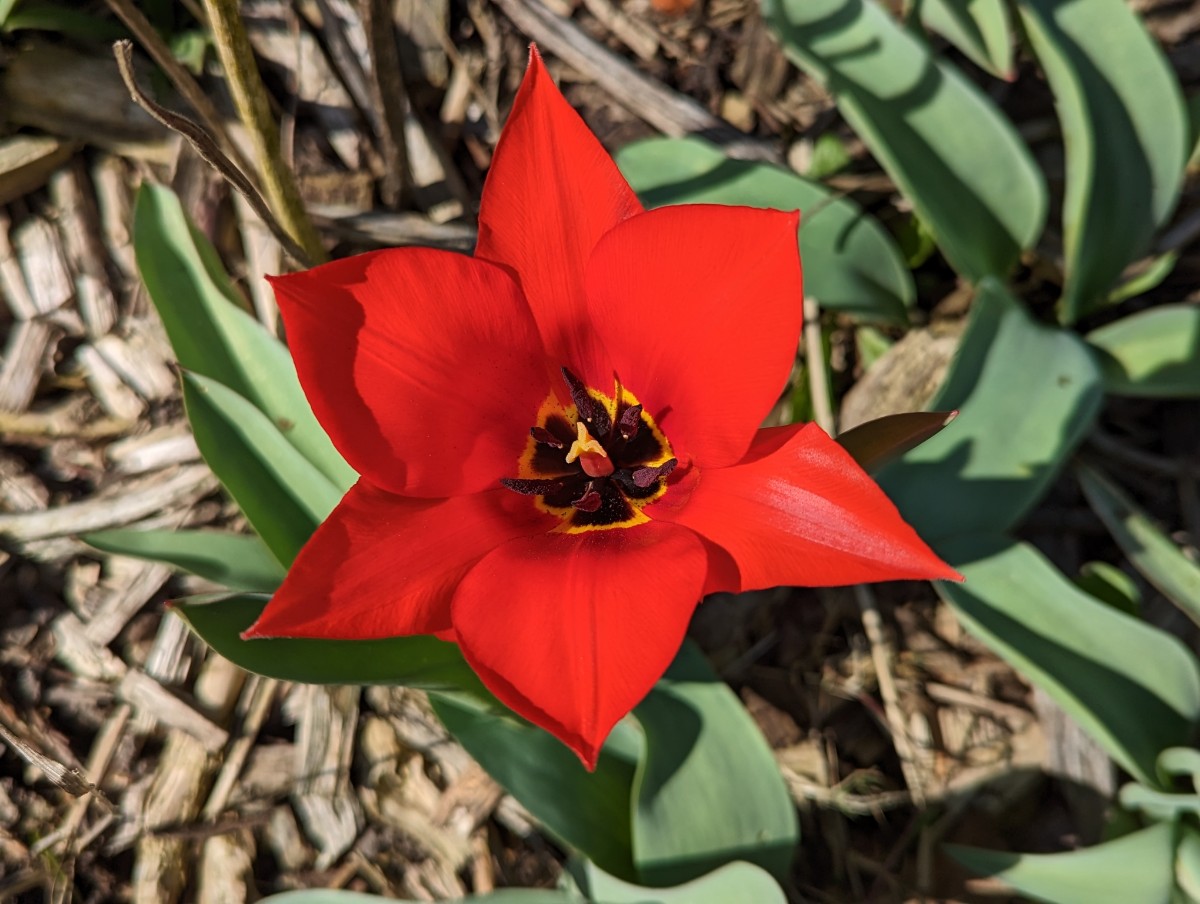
103;0;251;177
112;41;313;267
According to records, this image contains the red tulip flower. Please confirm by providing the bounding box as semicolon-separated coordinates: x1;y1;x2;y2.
245;48;958;768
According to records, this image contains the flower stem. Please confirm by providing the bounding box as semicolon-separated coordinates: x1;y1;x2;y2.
803;296;836;435
202;0;327;266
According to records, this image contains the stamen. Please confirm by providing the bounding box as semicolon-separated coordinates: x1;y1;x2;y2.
561;367;611;437
501;476;569;496
530;426;564;448
616;404;643;441
632;459;677;488
571;481;603;512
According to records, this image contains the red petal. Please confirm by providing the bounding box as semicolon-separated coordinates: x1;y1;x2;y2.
451;523;707;768
244;481;556;639
271;248;550;498
582;205;802;469
476;47;642;368
655;424;961;590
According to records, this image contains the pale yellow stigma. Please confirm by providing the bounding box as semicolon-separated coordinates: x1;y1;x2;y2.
565;421;607;464
565;422;614;478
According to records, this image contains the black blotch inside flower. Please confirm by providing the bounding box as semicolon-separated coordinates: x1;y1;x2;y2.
501;368;677;528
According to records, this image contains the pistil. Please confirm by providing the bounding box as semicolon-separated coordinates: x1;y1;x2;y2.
565;422;615;478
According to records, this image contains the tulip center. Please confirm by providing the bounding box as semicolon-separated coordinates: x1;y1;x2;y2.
501;367;677;532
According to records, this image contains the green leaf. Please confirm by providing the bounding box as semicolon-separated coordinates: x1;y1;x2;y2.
631;643;797;886
615;135;914;324
879;279;1103;541
134;184;355;490
1016;0;1188;322
1118;783;1200;822
855;324;893;370
260;891;583;903
82;528;284;593
169;29;211;75
173;593;490;693
1074;561;1140;617
1158;746;1200;788
0;2;125;40
580;859;786;903
1077;463;1200;628
762;0;1046;281
894;213;937;269
946;823;1176;904
1189;92;1200;173
430;694;641;882
183;372;341;566
918;0;1014;79
1086;305;1200;398
1107;252;1179;306
836;411;956;473
938;535;1200;786
263;862;786;904
806;133;852;179
0;0;20;26
1176;825;1200;904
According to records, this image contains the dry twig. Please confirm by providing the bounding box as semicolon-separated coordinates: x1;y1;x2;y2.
112;41;313;268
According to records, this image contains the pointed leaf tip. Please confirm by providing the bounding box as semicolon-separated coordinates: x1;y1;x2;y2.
836;410;959;473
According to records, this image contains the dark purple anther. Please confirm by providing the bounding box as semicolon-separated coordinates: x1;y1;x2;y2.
632;459;677;489
617;404;643;441
561;367;611;437
572;482;603;512
531;426;564;448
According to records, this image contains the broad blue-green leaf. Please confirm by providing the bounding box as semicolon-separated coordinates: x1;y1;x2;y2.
83;528;284;593
631;643;797;886
762;0;1046;280
173;593;490;694
938;535;1200;785
260;891;582;903
879;279;1103;541
1086;305;1200;398
430;694;641;882
134;184;355;489
946;823;1175;904
615;136;913;324
1077;463;1200;628
918;0;1014;79
263;862;787;903
580;859;786;903
183;372;341;566
1017;0;1188;321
